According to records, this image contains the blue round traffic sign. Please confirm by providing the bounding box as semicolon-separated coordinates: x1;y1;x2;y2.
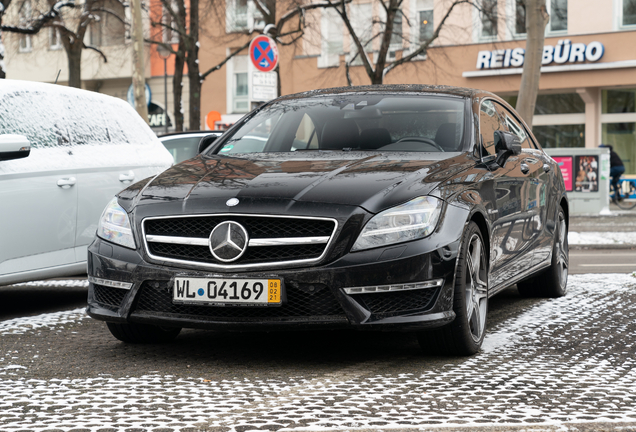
249;35;279;72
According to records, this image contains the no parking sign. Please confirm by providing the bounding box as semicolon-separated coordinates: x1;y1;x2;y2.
249;35;279;72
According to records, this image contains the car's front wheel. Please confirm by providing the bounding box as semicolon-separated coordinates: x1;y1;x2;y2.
106;322;182;343
418;221;488;355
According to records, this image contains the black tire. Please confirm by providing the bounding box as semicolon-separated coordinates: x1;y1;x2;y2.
517;206;568;298
418;221;488;356
106;322;181;343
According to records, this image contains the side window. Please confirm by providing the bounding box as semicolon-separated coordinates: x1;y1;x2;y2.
499;106;535;150
292;114;318;151
479;100;507;156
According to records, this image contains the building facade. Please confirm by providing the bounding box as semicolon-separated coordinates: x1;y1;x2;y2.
199;0;636;173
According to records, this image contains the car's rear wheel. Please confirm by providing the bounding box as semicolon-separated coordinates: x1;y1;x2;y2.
418;221;488;356
106;322;181;343
517;207;568;298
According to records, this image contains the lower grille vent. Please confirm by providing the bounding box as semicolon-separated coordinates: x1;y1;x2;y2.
355;288;439;317
94;284;128;308
133;281;346;322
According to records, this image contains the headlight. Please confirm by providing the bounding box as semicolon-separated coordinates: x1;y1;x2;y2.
351;196;442;252
97;197;136;249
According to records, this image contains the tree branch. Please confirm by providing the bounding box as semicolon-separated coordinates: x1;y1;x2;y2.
200;39;251;80
83;43;108;63
1;1;74;34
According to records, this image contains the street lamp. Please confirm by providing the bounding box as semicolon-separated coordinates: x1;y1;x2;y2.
156;45;172;135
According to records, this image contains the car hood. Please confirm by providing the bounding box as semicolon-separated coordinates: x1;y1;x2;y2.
132;152;474;214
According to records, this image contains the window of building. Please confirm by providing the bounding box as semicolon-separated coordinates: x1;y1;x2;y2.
347;3;372;66
549;0;567;32
18;0;32;53
49;28;62;50
514;0;526;35
390;9;403;48
90;0;126;46
226;0;264;32
603;88;636;114
480;0;498;38
409;0;433;57
622;0;636;26
602;88;636;174
230;55;249;113
533;125;585;148
163;2;180;44
319;7;344;68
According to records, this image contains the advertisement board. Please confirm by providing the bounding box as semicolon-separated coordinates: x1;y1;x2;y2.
553;156;573;192
574;155;599;192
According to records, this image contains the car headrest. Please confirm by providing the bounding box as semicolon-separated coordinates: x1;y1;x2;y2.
359;128;392;150
435;123;459;151
321;118;359;150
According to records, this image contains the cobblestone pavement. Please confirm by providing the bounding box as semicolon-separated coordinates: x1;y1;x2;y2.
1;274;636;432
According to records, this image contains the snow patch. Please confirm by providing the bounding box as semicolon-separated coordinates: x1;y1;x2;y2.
568;231;636;245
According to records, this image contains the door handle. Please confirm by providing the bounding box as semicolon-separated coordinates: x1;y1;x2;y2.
119;171;135;183
57;177;76;188
543;164;551;173
520;163;530;174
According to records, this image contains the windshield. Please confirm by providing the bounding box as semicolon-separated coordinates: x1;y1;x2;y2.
213;95;466;155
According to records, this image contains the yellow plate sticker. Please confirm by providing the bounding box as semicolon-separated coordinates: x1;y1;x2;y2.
267;279;281;303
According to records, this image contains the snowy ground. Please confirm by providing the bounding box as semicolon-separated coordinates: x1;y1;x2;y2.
1;273;636;431
568;231;636;245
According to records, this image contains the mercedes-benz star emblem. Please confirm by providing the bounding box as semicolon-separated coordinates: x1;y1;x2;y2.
226;198;239;207
209;221;249;262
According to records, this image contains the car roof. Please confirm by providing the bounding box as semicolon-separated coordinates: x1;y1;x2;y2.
275;84;492;103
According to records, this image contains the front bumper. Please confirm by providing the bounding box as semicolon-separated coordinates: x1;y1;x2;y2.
87;205;468;332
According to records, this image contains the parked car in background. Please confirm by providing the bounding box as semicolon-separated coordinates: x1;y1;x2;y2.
87;85;568;355
159;131;222;164
0;79;173;286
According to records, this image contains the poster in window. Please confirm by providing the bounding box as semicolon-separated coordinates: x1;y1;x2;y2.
574;155;599;192
553;156;573;192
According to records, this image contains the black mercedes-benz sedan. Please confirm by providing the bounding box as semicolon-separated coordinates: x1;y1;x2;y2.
87;85;568;355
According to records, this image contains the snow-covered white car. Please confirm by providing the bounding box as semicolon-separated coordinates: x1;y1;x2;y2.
0;80;173;286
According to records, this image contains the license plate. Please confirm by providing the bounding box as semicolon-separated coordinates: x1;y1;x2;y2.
173;277;282;306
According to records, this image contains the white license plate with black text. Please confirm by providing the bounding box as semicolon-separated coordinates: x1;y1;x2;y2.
173;277;282;306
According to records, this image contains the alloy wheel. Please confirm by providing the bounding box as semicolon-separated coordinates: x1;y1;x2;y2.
556;213;568;291
465;234;488;343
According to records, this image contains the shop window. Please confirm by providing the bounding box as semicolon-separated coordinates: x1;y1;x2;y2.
319;8;343;68
603;123;636;174
623;0;636;26
501;93;584;115
602;89;636;114
533;125;585;148
549;0;567;32
18;0;32;53
480;0;498;38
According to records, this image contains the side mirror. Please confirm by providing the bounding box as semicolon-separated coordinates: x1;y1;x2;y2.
198;134;220;154
494;131;521;166
0;134;31;161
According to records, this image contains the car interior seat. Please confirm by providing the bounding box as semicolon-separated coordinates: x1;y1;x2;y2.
435;123;459;151
359;128;392;150
321;118;360;150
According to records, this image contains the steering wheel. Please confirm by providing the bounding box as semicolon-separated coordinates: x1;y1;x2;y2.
394;136;445;152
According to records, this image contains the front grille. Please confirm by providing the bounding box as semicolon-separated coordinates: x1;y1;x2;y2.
143;215;337;268
145;216;334;239
354;288;439;318
133;281;346;322
93;284;128;308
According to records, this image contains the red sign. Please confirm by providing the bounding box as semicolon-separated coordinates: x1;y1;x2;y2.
553;156;573;192
249;35;279;72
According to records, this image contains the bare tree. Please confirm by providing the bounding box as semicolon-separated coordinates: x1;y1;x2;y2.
515;0;548;125
331;0;477;85
148;0;344;131
0;0;73;78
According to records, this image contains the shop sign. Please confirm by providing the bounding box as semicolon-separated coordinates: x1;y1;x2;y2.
476;40;604;70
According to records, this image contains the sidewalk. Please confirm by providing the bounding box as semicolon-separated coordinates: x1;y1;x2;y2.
569;201;636;249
